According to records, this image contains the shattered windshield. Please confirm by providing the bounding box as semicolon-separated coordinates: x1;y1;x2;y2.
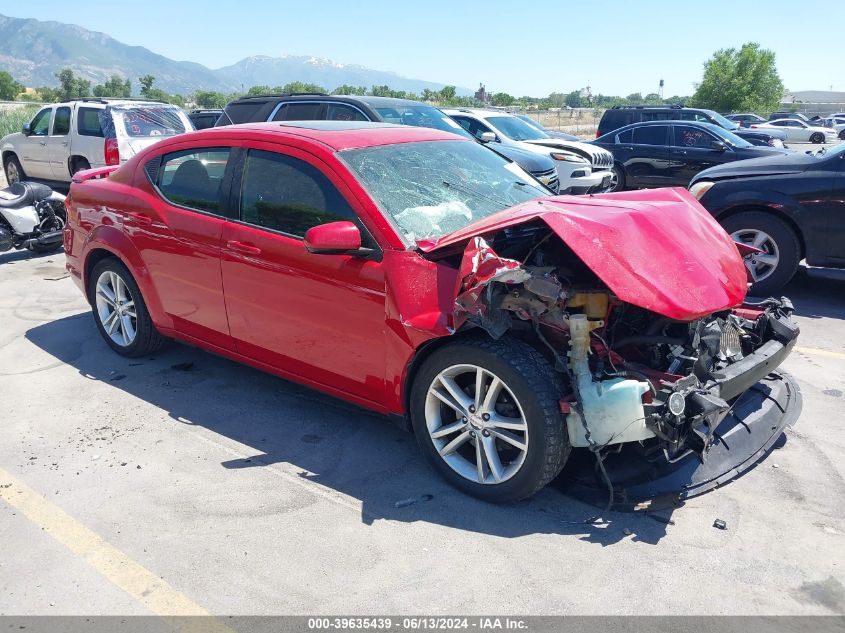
341;140;549;242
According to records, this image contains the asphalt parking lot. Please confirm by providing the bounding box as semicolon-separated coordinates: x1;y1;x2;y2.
1;244;844;616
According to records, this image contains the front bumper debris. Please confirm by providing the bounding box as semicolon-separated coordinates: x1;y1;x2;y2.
559;370;801;505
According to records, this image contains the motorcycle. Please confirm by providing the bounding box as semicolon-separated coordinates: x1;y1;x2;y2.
0;181;67;255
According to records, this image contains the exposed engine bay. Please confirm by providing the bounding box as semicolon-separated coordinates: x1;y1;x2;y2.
433;221;800;466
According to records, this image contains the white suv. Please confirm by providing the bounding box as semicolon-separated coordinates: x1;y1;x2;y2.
1;99;193;184
443;108;614;194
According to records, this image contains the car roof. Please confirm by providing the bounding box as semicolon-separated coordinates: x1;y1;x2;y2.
190;121;467;151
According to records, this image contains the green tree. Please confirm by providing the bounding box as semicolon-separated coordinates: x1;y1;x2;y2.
194;90;229;108
138;75;156;98
437;86;457;102
565;90;582;108
93;75;131;98
0;71;24;100
490;92;515;107
625;92;643;104
55;68;90;100
332;84;367;96
689;42;783;113
280;81;326;94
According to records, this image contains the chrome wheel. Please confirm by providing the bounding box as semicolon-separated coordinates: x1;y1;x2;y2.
731;228;780;283
95;270;137;347
5;161;20;184
424;364;528;485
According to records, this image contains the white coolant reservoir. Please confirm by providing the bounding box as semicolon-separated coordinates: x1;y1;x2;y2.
566;314;655;448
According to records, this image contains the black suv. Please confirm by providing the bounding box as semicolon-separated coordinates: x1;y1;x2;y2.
216;94;560;192
188;109;223;130
597;105;787;147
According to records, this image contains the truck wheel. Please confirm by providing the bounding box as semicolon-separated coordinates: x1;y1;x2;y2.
88;258;168;357
722;212;801;296
4;155;25;185
410;335;569;503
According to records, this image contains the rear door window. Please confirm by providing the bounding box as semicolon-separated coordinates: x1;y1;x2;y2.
52;107;71;136
156;148;231;214
239;149;358;238
326;104;368;121
632;125;668;145
672;125;717;148
77;107;105;137
641;111;672;121
271;102;325;121
616;129;633;143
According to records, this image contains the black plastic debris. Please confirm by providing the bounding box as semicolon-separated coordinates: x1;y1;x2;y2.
713;518;727;530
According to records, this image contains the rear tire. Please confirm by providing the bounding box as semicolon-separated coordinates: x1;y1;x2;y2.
4;154;25;185
88;258;168;357
721;211;801;296
608;164;626;192
410;335;569;503
810;132;824;144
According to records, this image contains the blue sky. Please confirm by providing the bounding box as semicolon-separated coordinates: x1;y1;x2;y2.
0;0;837;97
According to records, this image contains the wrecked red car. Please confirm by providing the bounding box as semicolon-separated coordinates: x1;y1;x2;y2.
64;122;801;503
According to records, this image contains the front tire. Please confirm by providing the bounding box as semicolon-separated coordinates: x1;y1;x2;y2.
4;154;25;185
722;211;801;296
608;164;626;192
88;258;168;357
410;335;569;503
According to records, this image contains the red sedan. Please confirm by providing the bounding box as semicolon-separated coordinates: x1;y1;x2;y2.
64;121;800;503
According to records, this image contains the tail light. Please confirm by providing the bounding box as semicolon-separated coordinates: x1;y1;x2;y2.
104;137;120;166
750;125;759;129
595;129;601;138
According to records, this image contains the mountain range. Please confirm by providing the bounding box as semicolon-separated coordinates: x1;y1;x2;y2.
0;13;467;96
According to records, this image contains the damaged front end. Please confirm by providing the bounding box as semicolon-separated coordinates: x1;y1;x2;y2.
422;204;801;498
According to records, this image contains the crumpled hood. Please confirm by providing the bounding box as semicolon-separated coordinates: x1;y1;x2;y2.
417;187;747;321
693;151;816;182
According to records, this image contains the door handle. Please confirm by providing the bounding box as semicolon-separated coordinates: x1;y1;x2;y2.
39;141;46;146
226;240;262;256
61;141;68;146
125;212;152;224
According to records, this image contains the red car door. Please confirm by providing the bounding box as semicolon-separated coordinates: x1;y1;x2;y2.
133;146;235;350
220;145;388;406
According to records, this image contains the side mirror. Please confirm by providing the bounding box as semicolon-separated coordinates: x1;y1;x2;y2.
711;141;727;152
479;131;497;143
21;123;32;136
304;221;366;256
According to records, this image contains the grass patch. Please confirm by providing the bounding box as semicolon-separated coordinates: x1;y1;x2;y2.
0;105;40;138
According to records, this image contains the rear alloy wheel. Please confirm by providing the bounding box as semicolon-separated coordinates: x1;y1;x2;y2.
608;165;625;192
810;132;824;144
89;258;168;357
4;155;25;185
722;211;801;296
410;335;569;502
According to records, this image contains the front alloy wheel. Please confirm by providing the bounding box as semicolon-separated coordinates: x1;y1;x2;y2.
425;364;529;485
730;228;780;285
410;335;569;502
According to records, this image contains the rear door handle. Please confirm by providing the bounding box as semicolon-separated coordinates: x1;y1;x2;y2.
125;212;152;224
39;141;46;146
61;141;68;146
226;240;262;256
